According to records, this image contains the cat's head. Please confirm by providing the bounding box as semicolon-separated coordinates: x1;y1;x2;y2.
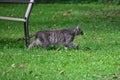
74;26;84;35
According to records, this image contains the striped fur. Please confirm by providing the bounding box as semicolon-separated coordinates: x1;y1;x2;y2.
18;26;83;49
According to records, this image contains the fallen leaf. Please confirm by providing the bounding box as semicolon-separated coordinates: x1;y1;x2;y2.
114;64;120;66
59;70;65;75
93;74;105;78
63;9;72;16
19;64;26;69
11;64;16;68
7;26;11;29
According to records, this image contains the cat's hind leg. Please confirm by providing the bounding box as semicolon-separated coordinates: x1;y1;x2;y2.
28;39;41;49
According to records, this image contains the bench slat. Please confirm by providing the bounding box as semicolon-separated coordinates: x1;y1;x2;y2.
0;16;26;22
0;0;34;47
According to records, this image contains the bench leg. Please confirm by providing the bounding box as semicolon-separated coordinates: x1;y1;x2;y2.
24;21;30;47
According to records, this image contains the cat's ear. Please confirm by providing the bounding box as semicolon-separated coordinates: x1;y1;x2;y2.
76;25;80;29
74;26;79;32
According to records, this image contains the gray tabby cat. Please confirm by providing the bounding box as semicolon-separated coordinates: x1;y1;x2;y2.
18;26;84;49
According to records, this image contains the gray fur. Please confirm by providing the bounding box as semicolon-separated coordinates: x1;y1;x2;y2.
18;26;83;49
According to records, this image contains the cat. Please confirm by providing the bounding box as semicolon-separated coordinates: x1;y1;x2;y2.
18;26;84;49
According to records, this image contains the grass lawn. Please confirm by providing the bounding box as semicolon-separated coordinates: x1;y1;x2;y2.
0;3;120;80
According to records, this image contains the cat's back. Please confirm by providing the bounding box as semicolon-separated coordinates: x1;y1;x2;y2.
35;28;73;38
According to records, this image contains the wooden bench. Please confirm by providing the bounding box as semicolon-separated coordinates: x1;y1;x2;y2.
0;0;34;47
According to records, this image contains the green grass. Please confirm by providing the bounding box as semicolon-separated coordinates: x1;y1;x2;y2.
0;3;120;80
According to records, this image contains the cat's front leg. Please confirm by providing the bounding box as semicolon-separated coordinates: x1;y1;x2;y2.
68;42;79;50
64;42;79;50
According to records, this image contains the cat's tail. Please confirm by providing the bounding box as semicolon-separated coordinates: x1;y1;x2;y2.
17;33;35;41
